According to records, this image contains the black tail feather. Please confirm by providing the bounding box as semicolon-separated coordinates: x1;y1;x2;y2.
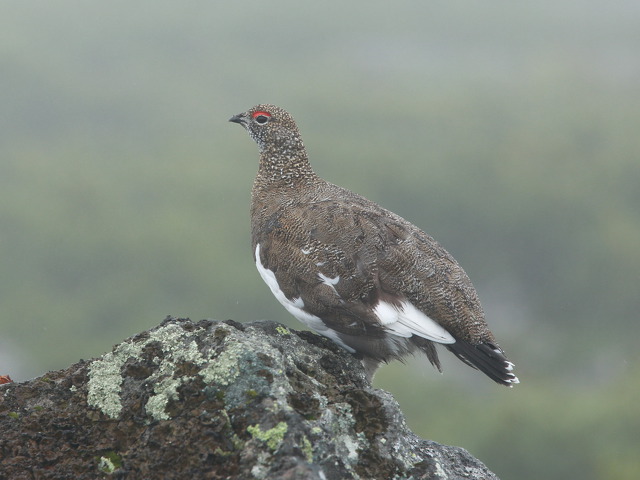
446;340;519;387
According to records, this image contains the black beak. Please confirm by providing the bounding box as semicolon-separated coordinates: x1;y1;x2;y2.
229;113;246;124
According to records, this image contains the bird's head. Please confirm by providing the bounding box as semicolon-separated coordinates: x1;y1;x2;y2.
229;104;304;155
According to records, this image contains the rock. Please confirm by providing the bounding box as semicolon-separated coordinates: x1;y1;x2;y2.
0;317;499;479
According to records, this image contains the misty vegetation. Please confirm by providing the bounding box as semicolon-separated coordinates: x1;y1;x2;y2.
1;2;638;479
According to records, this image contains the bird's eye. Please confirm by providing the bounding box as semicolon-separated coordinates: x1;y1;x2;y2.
252;111;271;124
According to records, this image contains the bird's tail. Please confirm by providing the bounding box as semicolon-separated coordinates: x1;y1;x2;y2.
446;340;520;387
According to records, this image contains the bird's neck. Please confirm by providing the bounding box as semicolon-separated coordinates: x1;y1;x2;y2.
254;147;319;190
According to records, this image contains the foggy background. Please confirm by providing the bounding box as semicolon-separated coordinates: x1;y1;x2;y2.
2;2;639;479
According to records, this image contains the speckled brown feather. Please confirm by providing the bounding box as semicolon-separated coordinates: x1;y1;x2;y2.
230;104;519;386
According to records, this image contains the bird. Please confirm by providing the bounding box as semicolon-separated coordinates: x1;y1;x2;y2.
229;104;519;386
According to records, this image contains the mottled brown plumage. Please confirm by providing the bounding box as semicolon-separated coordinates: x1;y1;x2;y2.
230;104;519;386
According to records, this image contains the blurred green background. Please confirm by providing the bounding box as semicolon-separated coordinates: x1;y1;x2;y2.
2;1;639;478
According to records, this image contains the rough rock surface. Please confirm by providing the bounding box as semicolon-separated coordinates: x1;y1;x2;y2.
0;317;499;479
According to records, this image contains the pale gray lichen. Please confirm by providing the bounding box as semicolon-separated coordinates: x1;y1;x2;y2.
98;456;116;474
143;338;204;421
87;341;142;419
433;459;448;479
87;322;284;421
250;451;272;480
340;433;360;462
199;337;242;386
317;402;369;469
88;323;212;420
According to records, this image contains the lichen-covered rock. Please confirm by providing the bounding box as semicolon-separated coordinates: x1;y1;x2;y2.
0;317;499;479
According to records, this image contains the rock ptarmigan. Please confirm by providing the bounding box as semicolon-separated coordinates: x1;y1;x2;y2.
230;104;519;386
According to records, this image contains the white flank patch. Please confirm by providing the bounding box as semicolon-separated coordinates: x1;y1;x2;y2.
317;272;340;295
318;273;340;286
254;244;355;353
373;300;455;344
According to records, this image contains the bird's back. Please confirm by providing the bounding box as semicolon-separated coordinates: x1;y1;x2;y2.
251;179;492;346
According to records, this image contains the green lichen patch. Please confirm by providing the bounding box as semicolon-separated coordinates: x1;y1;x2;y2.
247;421;288;451
97;451;122;474
275;326;291;335
213;446;233;457
301;435;313;463
245;389;259;399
